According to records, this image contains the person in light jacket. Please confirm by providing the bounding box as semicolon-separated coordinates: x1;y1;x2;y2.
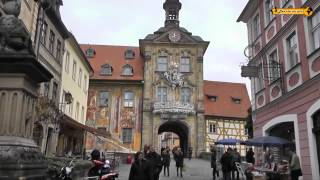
288;149;302;180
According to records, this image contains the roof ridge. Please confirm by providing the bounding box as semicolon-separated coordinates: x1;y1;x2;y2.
79;44;139;48
204;80;247;86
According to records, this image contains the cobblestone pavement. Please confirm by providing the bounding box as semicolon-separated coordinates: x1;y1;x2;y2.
117;158;216;180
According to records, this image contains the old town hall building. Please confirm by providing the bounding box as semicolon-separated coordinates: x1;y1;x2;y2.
82;0;250;156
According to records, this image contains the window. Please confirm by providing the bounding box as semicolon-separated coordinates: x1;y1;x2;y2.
52;82;58;103
125;49;135;59
78;69;82;87
86;48;96;58
75;102;79;121
84;75;87;92
169;9;177;20
49;30;55;54
81;106;84;123
208;96;217;102
65;51;70;73
72;60;76;81
99;91;109;107
181;87;191;104
265;0;273;25
44;82;50;97
122;128;132;143
157;87;167;102
310;10;320;50
124;91;134;107
157;57;168;71
253;14;260;40
286;32;299;69
180;57;190;72
256;63;264;91
209;123;216;133
268;50;280;82
122;65;133;76
232;98;242;104
40;21;47;44
56;40;62;61
101;64;112;76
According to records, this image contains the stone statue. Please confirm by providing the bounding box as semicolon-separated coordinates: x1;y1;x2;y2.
0;0;34;54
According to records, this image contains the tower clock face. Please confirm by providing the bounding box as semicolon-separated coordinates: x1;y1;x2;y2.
168;30;181;42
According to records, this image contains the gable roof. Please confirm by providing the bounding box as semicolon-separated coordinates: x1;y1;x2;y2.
80;44;144;81
204;80;251;119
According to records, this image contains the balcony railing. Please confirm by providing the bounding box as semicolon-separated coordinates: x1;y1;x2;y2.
153;101;195;114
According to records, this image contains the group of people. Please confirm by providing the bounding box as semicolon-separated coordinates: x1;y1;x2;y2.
128;145;185;180
210;145;302;180
210;146;242;180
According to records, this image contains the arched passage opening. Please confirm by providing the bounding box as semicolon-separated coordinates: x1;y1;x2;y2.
158;121;189;154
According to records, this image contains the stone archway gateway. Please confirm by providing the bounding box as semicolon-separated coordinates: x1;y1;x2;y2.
158;120;189;154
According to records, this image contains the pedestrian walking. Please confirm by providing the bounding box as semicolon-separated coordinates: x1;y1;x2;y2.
220;147;233;180
128;151;153;180
145;146;162;180
245;147;255;164
210;145;219;180
231;148;241;180
162;148;171;176
188;147;193;160
288;149;302;180
175;148;184;177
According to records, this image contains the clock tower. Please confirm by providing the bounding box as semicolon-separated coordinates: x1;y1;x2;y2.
139;0;209;156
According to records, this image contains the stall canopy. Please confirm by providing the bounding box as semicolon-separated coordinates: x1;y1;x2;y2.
215;138;245;145
245;136;292;147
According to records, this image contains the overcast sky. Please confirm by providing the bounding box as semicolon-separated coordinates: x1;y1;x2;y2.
60;0;251;95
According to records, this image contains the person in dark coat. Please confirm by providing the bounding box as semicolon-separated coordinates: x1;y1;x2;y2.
231;148;241;180
220;147;233;180
162;148;171;176
128;151;153;180
210;145;219;180
188;147;193;160
175;148;184;177
245;148;255;164
145;146;162;180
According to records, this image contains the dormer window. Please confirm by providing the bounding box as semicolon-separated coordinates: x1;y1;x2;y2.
232;97;241;104
122;64;133;76
100;64;112;76
125;49;135;59
207;95;217;102
86;48;96;58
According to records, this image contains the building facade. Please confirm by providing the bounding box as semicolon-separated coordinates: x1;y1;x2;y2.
139;0;209;156
204;81;250;155
55;32;93;156
238;0;320;179
81;45;144;152
32;0;69;156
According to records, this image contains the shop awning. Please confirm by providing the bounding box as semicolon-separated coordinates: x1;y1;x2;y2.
61;115;110;138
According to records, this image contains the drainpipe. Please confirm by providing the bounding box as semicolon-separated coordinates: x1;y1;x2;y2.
140;80;144;151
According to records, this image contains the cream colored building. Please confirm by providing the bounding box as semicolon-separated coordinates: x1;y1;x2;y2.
60;33;92;124
19;0;38;42
55;33;93;156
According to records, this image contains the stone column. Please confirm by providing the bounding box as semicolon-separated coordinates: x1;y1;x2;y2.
0;55;52;179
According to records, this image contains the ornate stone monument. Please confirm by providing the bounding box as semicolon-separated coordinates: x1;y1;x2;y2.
0;0;52;179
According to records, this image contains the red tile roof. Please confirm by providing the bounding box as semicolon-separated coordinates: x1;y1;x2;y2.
204;80;251;119
80;44;144;81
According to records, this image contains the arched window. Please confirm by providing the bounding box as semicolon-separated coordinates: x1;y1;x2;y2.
122;64;133;76
100;64;112;76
